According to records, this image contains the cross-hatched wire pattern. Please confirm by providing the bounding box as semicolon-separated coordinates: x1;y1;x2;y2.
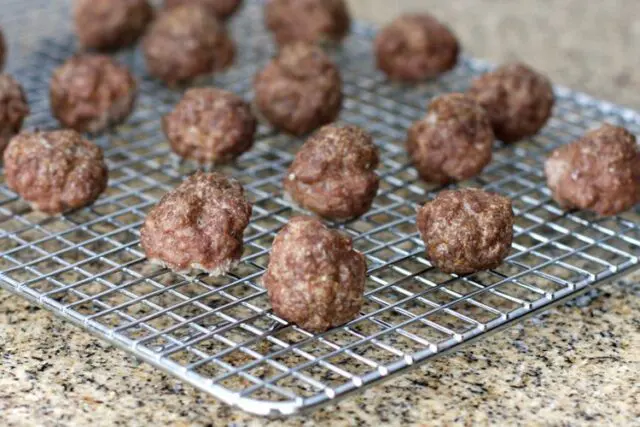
1;0;640;417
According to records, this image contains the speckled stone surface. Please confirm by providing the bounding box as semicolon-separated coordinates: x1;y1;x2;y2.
2;279;639;426
1;1;640;426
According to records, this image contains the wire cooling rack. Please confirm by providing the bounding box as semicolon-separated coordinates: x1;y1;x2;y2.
1;0;640;417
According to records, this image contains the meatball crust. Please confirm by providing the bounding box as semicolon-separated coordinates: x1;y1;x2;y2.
545;124;640;216
163;88;256;164
74;0;154;51
417;189;514;274
254;42;343;136
0;28;6;71
143;5;235;85
50;54;137;133
3;130;108;214
374;14;459;82
140;172;252;275
265;0;351;47
469;63;554;143
164;0;243;20
262;216;366;332
284;124;379;220
407;93;493;184
0;74;29;156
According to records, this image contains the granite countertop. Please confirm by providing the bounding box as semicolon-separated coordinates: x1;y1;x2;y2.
2;1;640;426
2;281;639;426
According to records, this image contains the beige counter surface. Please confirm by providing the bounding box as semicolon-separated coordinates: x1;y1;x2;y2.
350;0;640;110
1;1;640;426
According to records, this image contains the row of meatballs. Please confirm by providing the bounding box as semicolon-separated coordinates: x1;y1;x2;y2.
140;111;640;333
0;0;560;148
1;48;637;219
62;0;554;143
139;114;639;333
2;118;636;333
139;171;514;332
66;0;454;87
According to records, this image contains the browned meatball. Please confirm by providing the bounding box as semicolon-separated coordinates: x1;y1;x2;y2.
74;0;154;51
3;130;108;215
469;63;555;143
417;189;514;274
407;93;493;184
50;54;137;133
545;124;640;216
164;0;243;20
254;42;342;136
143;5;235;85
374;14;459;82
140;172;252;275
0;74;29;156
0;28;6;71
284;124;379;220
265;0;350;47
162;88;256;164
262;216;366;332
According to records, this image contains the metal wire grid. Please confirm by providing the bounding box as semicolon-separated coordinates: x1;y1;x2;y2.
1;0;640;417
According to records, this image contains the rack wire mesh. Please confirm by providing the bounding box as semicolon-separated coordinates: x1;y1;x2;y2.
1;0;640;417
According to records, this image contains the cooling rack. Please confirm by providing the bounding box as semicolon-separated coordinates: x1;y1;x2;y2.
1;0;639;417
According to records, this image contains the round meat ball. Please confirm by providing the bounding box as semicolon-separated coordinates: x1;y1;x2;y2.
469;63;554;143
143;5;235;85
74;0;154;51
163;88;256;164
545;124;640;216
0;28;6;71
265;0;351;47
262;215;366;332
0;74;29;156
407;93;494;184
254;42;342;136
3;130;108;215
374;14;459;82
417;189;514;274
140;172;252;275
164;0;243;21
50;54;137;133
284;124;379;220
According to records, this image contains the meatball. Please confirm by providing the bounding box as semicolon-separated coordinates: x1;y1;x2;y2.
407;93;494;184
284;124;379;220
374;14;459;82
265;0;351;47
143;5;235;85
417;189;514;274
3;130;108;215
0;28;6;71
254;42;342;136
74;0;154;51
140;172;252;275
162;88;256;164
164;0;243;21
469;63;555;143
50;54;137;133
0;74;29;156
262;216;366;332
545;124;640;216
